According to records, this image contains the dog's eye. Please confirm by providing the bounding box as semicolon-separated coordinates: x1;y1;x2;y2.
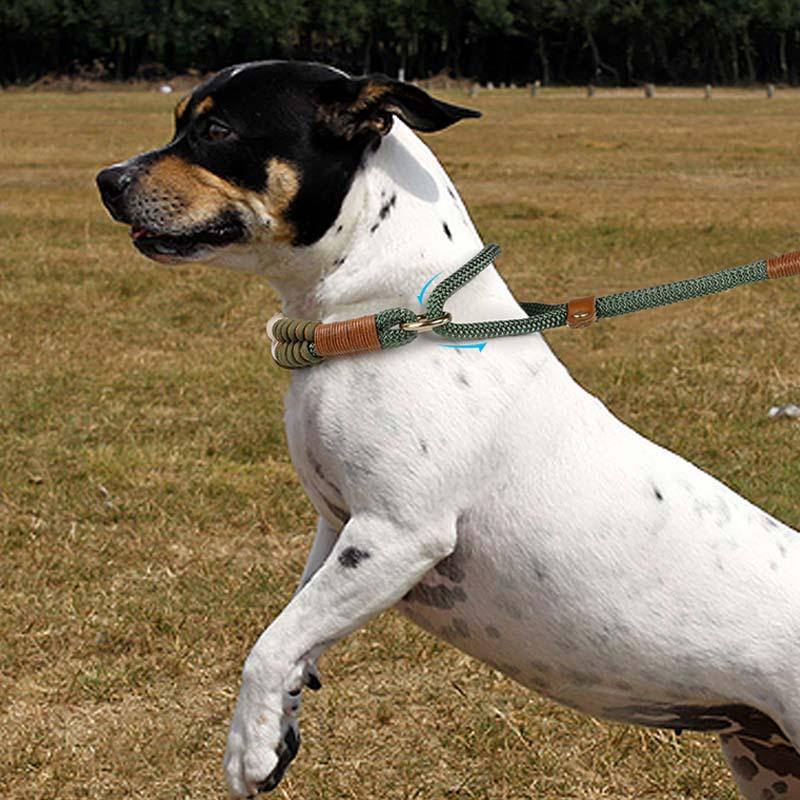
205;120;235;143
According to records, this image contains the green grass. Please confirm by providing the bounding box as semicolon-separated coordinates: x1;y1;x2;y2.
1;86;799;799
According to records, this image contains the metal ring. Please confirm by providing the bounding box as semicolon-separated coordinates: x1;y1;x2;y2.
399;312;452;333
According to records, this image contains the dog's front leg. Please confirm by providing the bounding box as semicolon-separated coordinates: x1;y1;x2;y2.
224;512;456;797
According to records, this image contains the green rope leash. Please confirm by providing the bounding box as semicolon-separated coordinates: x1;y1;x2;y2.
266;245;800;369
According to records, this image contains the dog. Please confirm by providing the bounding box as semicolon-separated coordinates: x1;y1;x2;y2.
97;61;800;799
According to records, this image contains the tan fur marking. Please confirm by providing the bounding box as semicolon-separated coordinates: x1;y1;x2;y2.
195;96;215;116
355;83;390;110
174;95;190;122
265;158;300;241
140;155;248;227
138;154;301;243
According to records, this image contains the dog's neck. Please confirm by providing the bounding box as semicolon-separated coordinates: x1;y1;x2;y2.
263;122;525;325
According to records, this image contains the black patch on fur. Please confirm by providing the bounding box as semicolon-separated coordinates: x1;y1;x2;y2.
443;221;452;240
255;726;301;793
98;62;474;248
603;704;788;738
338;547;370;568
742;740;800;779
306;672;322;691
773;781;789;794
654;487;664;501
732;756;759;781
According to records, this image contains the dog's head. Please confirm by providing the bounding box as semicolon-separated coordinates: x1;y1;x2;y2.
96;61;480;267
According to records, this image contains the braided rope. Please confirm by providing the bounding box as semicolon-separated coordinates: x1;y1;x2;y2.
266;244;793;369
426;246;771;341
595;259;768;319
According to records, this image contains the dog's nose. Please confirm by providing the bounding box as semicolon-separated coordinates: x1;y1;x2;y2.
96;165;132;221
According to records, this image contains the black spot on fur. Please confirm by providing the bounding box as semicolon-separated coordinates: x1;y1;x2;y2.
773;781;789;794
451;617;471;638
338;547;370;568
442;221;452;240
486;625;501;639
419;439;429;455
732;756;759;781
370;193;396;234
742;740;800;779
456;371;470;387
381;193;397;218
654;487;664;501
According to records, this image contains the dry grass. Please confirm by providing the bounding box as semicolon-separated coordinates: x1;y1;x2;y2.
1;85;799;799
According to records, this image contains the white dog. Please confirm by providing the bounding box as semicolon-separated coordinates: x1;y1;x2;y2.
96;61;800;799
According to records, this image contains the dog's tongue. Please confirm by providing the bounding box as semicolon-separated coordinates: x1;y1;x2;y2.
130;226;150;240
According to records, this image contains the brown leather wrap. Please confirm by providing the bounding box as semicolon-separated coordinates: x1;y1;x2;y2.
314;315;382;357
567;296;597;329
767;251;800;280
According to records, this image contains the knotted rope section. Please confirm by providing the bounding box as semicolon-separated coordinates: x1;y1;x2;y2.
266;245;800;369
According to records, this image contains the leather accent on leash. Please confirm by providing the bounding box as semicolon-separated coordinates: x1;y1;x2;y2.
566;296;597;329
314;315;382;357
767;251;800;280
266;245;800;369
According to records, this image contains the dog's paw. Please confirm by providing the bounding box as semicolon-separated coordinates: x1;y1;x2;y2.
224;665;305;797
225;703;302;796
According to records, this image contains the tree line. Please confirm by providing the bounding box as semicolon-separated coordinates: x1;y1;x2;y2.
3;0;800;87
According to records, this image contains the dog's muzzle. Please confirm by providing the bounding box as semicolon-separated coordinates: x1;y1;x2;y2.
96;161;248;264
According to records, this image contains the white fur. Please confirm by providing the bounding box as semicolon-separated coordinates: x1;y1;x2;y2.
218;120;800;798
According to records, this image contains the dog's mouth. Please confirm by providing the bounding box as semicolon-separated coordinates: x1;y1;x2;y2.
130;214;246;264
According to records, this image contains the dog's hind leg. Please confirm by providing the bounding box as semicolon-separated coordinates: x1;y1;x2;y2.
720;715;800;799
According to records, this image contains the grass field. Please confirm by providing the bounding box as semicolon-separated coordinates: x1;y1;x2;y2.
2;85;800;799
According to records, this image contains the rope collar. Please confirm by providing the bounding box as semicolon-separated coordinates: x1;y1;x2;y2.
266;244;800;370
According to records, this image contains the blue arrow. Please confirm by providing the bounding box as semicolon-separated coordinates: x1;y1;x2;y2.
417;272;443;305
441;342;487;352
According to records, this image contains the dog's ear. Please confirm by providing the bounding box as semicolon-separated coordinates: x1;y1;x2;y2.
316;75;481;140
